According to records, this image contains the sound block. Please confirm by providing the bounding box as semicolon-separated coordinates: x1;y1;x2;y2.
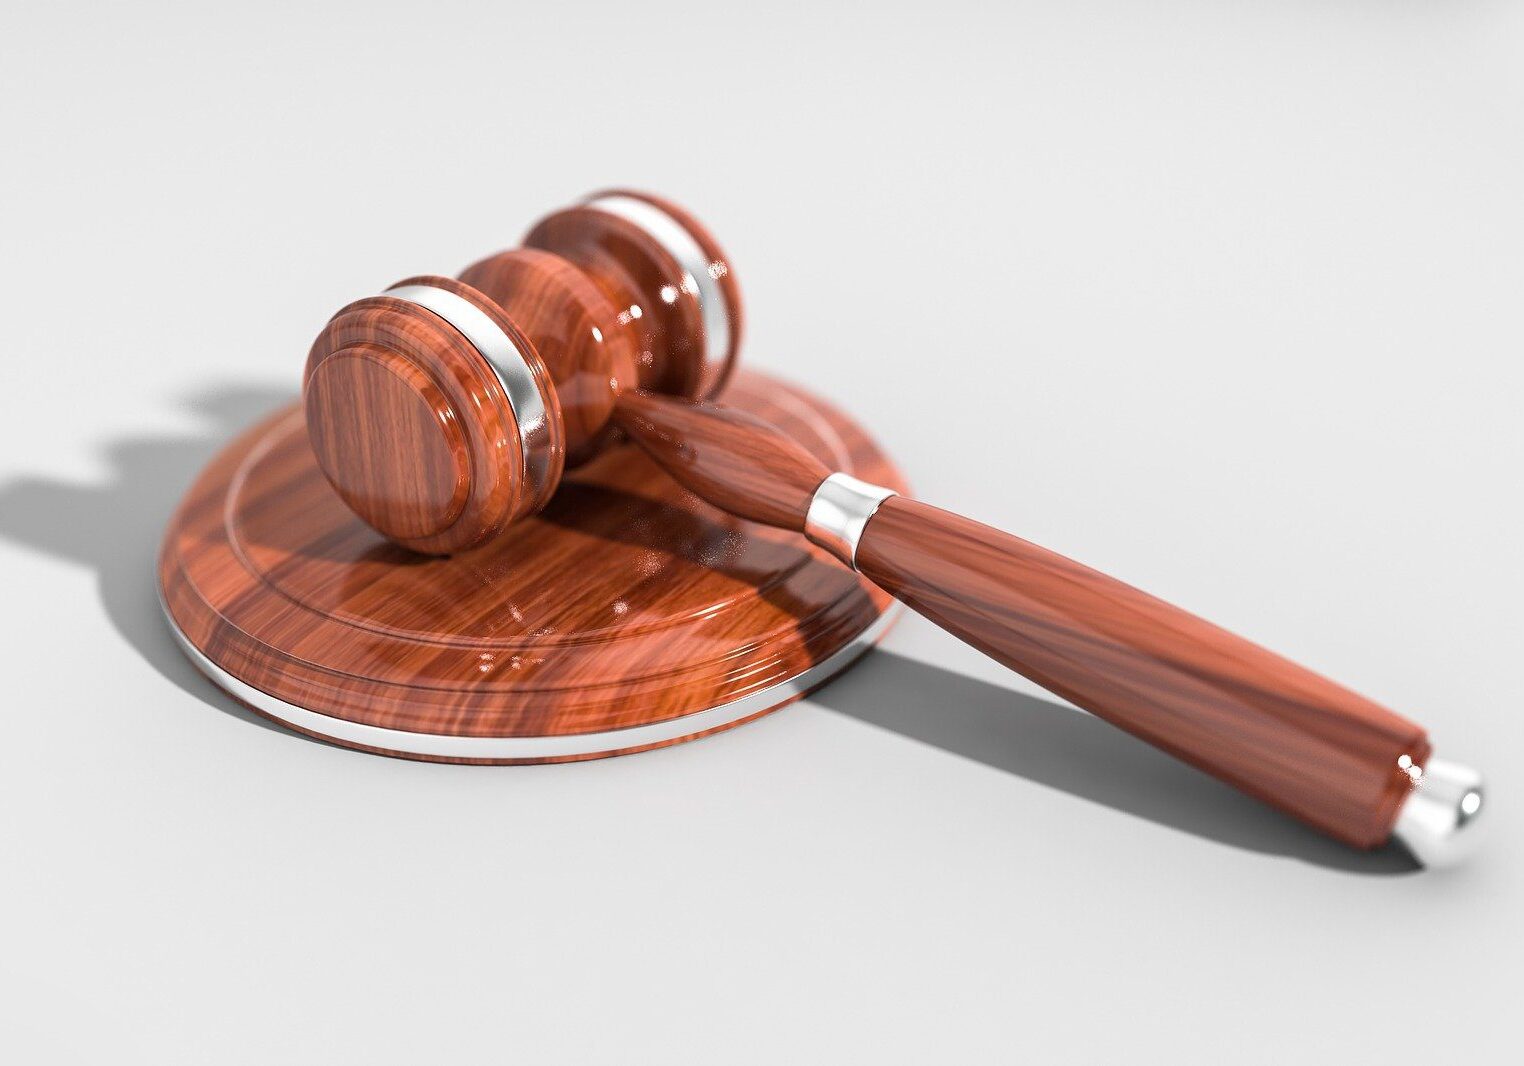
159;371;906;763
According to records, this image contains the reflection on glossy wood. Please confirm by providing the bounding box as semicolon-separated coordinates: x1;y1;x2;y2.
458;248;637;465
288;185;1431;848
854;498;1427;849
524;189;742;400
159;371;904;763
304;191;741;554
614;390;828;529
303;276;562;554
610;390;1430;849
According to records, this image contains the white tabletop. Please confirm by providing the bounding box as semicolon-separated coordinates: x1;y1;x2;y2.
2;3;1518;1062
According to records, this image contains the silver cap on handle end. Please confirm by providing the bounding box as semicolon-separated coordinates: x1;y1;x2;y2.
1391;757;1484;868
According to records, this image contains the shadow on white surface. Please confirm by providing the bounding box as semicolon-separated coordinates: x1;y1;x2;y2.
0;384;1419;875
0;385;319;745
815;649;1421;874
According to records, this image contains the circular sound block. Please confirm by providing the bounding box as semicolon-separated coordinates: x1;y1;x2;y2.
159;371;905;763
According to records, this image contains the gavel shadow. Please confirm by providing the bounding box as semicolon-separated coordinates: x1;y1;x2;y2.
812;650;1420;874
0;383;1418;874
0;384;315;744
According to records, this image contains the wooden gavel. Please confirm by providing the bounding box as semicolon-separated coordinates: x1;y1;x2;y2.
303;190;1482;864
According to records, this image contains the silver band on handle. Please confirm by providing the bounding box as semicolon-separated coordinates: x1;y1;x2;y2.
806;472;897;570
383;283;557;513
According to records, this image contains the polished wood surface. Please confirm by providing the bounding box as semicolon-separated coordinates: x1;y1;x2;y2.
855;498;1428;848
614;390;826;529
609;391;1429;848
304;275;565;554
305;349;470;541
297;189;1428;844
305;192;741;553
597;187;745;399
458;248;637;466
524;190;740;399
159;371;904;763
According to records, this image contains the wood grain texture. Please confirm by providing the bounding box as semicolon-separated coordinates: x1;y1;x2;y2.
524;197;732;399
304;276;565;555
852;497;1428;848
458;248;638;466
613;391;831;529
305;193;742;554
610;392;1429;847
592;188;744;399
160;371;904;763
304;347;470;541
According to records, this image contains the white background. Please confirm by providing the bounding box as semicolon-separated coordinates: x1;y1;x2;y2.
2;2;1519;1062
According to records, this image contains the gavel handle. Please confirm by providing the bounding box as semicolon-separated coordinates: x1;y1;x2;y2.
612;391;1481;858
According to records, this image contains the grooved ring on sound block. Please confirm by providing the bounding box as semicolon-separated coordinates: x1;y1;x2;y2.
165;601;898;761
162;370;906;763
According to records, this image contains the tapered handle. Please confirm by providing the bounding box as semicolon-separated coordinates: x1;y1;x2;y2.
614;391;1448;851
853;497;1428;847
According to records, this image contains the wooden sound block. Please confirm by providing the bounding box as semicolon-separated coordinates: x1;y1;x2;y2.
159;371;905;763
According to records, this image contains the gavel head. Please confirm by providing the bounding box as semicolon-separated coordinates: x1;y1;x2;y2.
302;191;743;554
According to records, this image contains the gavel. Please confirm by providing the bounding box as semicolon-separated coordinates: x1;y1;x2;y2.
303;190;1482;864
